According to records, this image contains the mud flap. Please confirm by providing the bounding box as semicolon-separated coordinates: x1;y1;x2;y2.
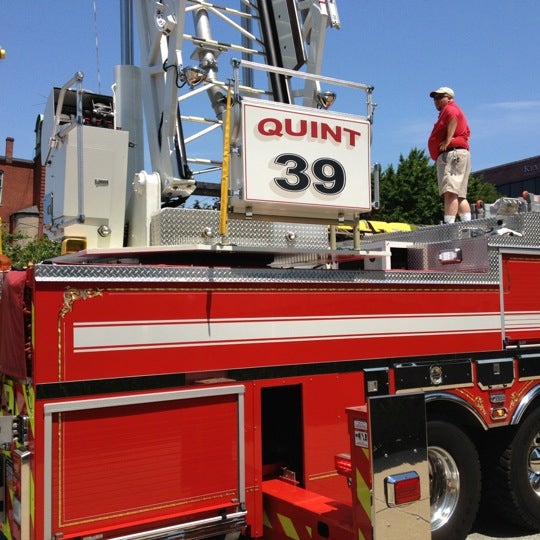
347;393;430;540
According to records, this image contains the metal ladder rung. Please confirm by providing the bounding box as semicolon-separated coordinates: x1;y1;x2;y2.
180;115;222;125
187;157;223;166
187;0;258;20
183;34;264;55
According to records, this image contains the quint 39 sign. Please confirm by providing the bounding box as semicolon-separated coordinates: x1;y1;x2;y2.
235;98;371;222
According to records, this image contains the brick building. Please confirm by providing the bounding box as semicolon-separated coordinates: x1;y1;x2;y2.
474;155;540;198
0;134;45;240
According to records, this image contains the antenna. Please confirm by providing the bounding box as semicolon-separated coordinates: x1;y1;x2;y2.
93;0;102;93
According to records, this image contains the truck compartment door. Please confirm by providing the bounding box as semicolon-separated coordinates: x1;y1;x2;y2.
42;385;246;539
501;251;540;347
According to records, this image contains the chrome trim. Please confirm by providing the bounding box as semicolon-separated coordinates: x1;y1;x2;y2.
508;343;540;351
397;382;474;395
429;445;459;532
109;511;247;539
499;249;507;347
14;449;31;539
511;384;540;425
425;392;488;430
369;394;430;538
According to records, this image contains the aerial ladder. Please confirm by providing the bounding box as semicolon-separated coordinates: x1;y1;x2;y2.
40;0;375;251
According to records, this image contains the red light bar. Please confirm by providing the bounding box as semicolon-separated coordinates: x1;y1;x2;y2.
385;472;421;506
334;453;352;476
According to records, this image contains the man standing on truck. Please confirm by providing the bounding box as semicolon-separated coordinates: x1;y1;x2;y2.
428;86;472;223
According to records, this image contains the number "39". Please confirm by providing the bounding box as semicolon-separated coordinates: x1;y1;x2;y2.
273;153;345;195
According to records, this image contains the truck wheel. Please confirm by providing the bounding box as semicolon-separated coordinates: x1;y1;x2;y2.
428;420;481;540
488;407;540;530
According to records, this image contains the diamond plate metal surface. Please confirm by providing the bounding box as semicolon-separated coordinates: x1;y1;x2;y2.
150;208;329;249
36;212;540;286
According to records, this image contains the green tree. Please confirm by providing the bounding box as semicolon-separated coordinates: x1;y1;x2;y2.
467;174;501;210
372;148;440;225
2;232;61;268
371;148;501;225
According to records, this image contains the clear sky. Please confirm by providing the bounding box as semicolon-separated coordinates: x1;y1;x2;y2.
1;0;539;173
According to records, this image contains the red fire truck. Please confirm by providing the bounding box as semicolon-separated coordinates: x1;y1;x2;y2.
2;1;540;539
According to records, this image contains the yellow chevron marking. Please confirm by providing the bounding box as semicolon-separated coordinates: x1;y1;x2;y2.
277;513;300;540
2;520;13;540
356;467;371;520
263;510;273;529
26;386;36;529
23;385;35;438
30;469;35;530
2;382;14;415
306;524;313;537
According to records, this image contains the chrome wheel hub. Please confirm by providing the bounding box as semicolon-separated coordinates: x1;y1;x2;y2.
429;445;460;531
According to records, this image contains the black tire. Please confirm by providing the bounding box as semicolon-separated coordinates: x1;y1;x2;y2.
487;407;540;531
428;420;481;540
